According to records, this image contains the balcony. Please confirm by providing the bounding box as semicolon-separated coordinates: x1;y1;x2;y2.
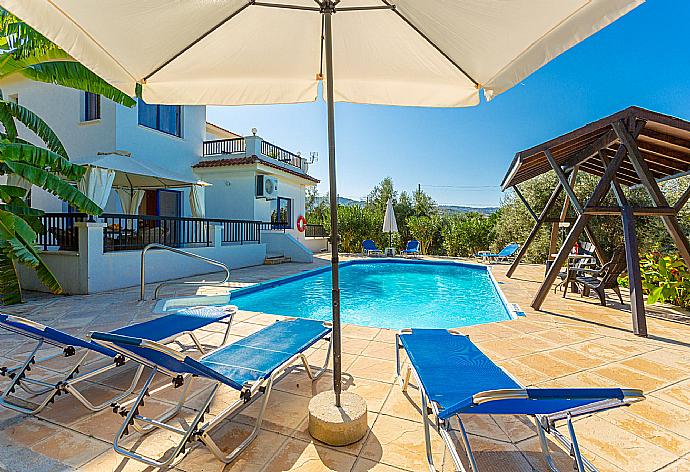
202;135;309;173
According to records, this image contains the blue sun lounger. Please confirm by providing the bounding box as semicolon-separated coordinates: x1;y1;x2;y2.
0;304;236;415
362;239;383;256
91;317;332;469
402;240;421;256
476;243;519;263
396;329;644;472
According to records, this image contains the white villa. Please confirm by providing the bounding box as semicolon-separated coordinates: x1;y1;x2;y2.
0;77;328;295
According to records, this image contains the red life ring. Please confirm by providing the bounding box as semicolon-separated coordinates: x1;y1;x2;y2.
296;215;307;232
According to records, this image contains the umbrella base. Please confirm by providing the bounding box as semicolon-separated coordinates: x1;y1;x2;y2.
308;391;368;446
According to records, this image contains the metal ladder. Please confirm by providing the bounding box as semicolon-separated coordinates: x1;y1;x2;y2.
139;243;231;301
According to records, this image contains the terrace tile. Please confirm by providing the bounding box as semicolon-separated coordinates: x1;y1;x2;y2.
3;257;690;471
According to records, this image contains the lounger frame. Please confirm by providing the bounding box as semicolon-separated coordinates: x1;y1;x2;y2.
0;309;235;415
395;329;643;472
95;321;332;469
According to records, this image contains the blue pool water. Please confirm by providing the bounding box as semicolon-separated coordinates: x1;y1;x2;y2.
232;260;512;330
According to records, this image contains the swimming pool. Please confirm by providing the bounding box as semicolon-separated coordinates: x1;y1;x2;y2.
231;259;514;330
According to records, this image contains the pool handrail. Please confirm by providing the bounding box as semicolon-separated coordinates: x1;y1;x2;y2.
139;243;230;301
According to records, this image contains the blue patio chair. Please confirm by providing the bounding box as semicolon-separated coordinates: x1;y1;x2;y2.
362;239;383;256
0;304;236;415
401;240;421;256
396;328;644;472
91;317;332;468
477;243;520;263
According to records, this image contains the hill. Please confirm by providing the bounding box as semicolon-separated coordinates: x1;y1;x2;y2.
314;197;497;214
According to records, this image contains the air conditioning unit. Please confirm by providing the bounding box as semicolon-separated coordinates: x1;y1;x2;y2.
256;175;278;199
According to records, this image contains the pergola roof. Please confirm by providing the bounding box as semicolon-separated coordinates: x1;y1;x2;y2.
501;107;690;190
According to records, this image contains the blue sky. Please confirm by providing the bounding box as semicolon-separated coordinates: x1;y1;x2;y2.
207;0;689;207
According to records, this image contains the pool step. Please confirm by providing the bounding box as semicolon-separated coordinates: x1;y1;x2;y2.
264;254;292;265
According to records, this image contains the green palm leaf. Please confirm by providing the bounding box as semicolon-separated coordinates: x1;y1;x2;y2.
0;210;61;298
10;214;61;294
22;62;136;107
0;49;72;78
0;250;21;304
0;9;57;60
0;100;17;141
3;161;102;215
0;143;83;179
0;184;28;200
0;101;67;156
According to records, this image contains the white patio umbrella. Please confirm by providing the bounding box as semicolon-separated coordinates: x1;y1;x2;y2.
4;0;642;409
383;198;398;248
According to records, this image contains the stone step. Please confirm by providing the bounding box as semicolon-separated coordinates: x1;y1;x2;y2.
264;255;292;265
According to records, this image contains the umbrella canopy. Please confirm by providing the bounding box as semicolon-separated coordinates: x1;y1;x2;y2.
383;199;398;234
6;0;642;407
3;1;642;107
75;152;205;189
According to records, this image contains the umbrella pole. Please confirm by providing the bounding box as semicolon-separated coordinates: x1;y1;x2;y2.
324;8;342;408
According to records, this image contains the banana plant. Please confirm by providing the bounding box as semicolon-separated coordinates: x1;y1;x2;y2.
0;9;134;303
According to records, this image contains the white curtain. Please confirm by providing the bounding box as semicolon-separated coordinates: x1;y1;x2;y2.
116;188;145;215
190;185;205;218
78;166;115;210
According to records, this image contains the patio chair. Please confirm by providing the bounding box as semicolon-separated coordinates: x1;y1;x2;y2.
396;328;644;472
91;317;332;469
362;239;383;256
0;304;236;415
477;243;519;263
401;240;421;257
554;241;599;295
569;248;628;305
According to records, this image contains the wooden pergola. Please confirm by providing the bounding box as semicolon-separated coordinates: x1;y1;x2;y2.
501;107;690;337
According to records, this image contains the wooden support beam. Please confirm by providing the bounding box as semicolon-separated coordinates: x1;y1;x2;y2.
506;184;563;278
531;142;628;310
562;129;618;170
675;183;690;211
532;214;591;309
583;206;677;216
621;205;647;336
599;150;628;207
546;149;584;215
636;140;690;167
613;120;690;268
639;128;690;151
514;185;538;222
551;168;579;255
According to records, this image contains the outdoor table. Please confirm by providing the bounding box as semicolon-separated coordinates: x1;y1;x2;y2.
385;247;396;257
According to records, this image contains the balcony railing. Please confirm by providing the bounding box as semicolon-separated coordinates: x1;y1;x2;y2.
261;140;306;170
102;213;215;252
37;213;264;253
203;137;308;172
202;138;245;156
305;224;328;238
38;212;88;251
214;219;262;244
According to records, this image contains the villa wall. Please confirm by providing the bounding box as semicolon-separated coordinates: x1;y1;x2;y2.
200;168;257;221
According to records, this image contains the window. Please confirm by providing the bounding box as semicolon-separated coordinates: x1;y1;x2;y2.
83;92;101;121
137;99;182;137
271;197;292;229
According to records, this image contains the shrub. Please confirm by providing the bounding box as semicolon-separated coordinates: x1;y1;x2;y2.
637;252;690;307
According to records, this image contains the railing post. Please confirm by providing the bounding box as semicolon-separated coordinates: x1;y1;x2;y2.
245;135;262;157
